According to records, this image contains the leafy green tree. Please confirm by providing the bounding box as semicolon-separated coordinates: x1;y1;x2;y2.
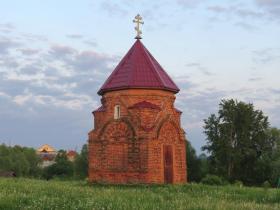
10;151;29;176
268;128;280;186
43;150;74;179
74;144;88;179
22;147;42;177
0;145;12;171
202;99;274;185
198;153;209;180
186;141;209;182
0;144;41;177
186;141;202;182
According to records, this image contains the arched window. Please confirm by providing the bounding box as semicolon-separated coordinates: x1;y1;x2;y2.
114;105;121;119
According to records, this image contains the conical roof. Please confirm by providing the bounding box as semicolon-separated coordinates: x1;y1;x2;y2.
98;40;179;95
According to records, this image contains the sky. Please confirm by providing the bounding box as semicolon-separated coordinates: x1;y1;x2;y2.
0;0;279;153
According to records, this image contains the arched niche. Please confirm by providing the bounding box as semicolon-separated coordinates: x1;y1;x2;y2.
157;120;181;143
98;118;135;141
98;119;136;171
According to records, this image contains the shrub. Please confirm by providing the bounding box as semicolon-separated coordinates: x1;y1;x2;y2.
233;180;243;188
42;150;74;180
0;144;41;177
263;180;271;189
201;174;226;186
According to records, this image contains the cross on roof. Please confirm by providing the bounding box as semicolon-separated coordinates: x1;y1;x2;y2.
133;14;144;39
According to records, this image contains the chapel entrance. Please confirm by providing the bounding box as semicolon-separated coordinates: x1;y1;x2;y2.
163;145;173;184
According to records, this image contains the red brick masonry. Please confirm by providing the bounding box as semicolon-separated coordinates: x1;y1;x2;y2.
88;89;187;184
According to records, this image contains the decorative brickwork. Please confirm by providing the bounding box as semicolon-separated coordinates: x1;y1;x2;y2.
88;39;186;184
88;89;187;184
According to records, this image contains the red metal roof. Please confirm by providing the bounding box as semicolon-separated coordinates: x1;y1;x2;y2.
67;150;77;157
128;101;161;110
98;40;179;95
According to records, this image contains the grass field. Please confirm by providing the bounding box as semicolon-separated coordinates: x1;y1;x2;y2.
0;178;279;210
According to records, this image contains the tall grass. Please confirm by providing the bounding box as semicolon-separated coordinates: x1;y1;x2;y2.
0;178;279;210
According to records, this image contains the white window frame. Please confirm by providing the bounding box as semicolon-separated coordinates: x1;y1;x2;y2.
114;105;121;119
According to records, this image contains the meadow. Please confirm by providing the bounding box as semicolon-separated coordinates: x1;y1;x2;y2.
0;178;279;210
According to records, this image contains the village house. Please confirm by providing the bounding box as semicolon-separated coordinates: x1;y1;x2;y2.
37;144;77;167
37;144;57;168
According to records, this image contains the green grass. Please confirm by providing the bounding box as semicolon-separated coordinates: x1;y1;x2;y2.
0;178;279;210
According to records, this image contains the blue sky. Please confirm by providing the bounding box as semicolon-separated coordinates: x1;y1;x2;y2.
0;0;279;153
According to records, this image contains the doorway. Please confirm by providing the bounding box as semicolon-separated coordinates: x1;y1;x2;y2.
163;145;173;184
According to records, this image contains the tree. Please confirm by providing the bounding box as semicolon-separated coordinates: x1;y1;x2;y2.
0;144;12;171
43;150;74;179
186;141;202;182
0;144;41;177
202;99;274;185
268;128;280;186
198;153;209;180
186;140;209;182
22;147;42;177
74;144;88;179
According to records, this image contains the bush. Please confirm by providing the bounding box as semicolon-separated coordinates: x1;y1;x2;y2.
42;150;74;180
74;144;88;179
201;174;227;186
233;180;243;188
262;180;271;189
0;144;41;177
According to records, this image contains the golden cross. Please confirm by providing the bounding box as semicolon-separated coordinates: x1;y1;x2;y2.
133;14;144;39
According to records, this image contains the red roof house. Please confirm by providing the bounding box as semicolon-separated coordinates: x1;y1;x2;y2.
67;150;77;162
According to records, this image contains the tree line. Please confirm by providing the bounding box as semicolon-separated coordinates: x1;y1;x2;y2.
0;144;88;180
187;99;280;187
1;99;280;186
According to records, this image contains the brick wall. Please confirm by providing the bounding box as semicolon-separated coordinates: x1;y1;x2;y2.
88;89;187;184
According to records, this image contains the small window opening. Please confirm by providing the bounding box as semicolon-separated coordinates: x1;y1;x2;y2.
114;105;121;119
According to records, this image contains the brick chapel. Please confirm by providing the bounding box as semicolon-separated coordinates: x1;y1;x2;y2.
88;15;187;184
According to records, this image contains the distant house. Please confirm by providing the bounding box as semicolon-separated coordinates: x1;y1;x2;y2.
37;144;77;166
67;150;77;162
37;144;57;168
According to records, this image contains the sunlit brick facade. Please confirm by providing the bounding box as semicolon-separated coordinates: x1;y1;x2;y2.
88;40;187;184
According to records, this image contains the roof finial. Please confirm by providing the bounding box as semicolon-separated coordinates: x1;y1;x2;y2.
133;14;144;39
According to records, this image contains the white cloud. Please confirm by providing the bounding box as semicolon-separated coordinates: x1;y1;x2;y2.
13;93;33;105
0;37;20;54
0;91;11;99
12;91;95;110
66;34;83;39
6;72;57;82
177;0;204;8
100;1;128;17
18;48;40;56
0;26;117;114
